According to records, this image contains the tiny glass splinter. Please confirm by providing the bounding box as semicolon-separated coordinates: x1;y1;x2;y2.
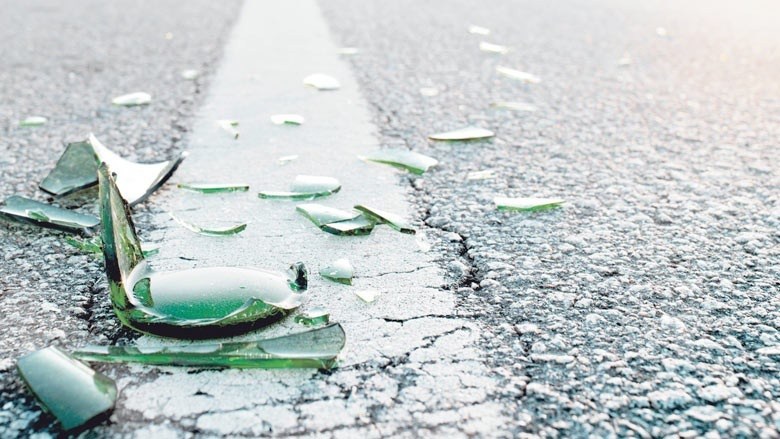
17;347;117;431
98;164;306;338
494;197;565;212
177;183;249;194
73;324;346;369
319;258;354;285
112;92;151;106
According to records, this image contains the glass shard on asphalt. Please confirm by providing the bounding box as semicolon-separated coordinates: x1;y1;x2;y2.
181;69;199;80
496;66;541;84
294;307;331;326
494;197;565;212
491;101;537;112
354;289;379;303
170;212;247;236
258;175;341;200
39;134;185;206
361;149;438;175
303;73;340;90
419;87;440;97
468;25;490;35
320;258;354;285
0;196;99;235
112;92;151;106
218;120;239;139
479;42;509;54
320;215;375;236
296;203;359;228
99;164;305;338
16;346;117;431
73;324;346;369
177;183;249;194
467;169;497;180
20;116;47;127
271;114;305;125
428;126;495;141
278;155;299;165
65;236;103;256
354;205;416;234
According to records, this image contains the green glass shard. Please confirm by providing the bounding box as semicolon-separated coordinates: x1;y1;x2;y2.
98;164;306;338
468;25;490;35
0;196;99;235
112;92;151;106
181;69;199;80
428;126;495;141
271;114;304;125
170;212;247;237
496;66;541;83
177;182;249;194
320;215;376;236
39;134;185;206
479;42;509;54
217;120;240;139
303;73;340;90
494;197;565;212
258;175;341;200
73;324;345;369
491;101;537;112
294;308;331;326
354;205;416;234
354;289;379;303
17;346;117;431
296;203;359;228
360;149;438;175
65;236;103;255
319;258;354;285
20;116;47;127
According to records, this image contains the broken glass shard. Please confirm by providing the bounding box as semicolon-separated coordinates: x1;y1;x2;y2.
181;69;199;80
360;149;438;175
218;120;239;139
494;197;565;212
296;203;359;228
16;346;117;431
278;154;299;165
303;73;340;90
468;25;490;35
98;164;306;338
294;307;330;326
429;126;494;141
355;289;378;303
170;212;247;236
337;47;359;55
39;133;185;206
65;236;103;255
0;196;99;235
420;87;440;97
177;182;249;194
496;66;541;84
480;42;509;54
258;175;341;200
112;92;151;106
73;324;345;369
271;114;305;125
354;205;416;234
321;215;375;236
467;169;497;180
618;55;632;66
20;116;47;127
491;101;537;112
320;258;354;285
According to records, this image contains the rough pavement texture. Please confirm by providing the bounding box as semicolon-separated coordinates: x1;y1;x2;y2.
321;0;780;437
0;0;242;436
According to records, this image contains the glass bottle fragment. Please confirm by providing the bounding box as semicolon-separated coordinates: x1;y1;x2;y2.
354;289;379;303
494;197;565;212
217;120;239;139
20;116;47;127
73;324;346;369
16;346;117;431
320;215;376;236
319;258;354;285
296;203;360;228
177;182;249;194
428;126;495;141
112;92;151;106
354;205;416;234
479;42;509;54
0;195;99;235
170;212;247;236
258;175;341;200
303;73;340;90
496;66;541;83
294;307;331;326
360;149;438;175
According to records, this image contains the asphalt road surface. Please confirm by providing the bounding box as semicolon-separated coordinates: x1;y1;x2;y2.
2;0;780;437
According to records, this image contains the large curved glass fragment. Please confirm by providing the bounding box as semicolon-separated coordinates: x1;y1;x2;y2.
296;203;359;228
17;346;117;432
0;195;99;235
360;149;438;175
354;205;416;235
72;324;345;369
98;164;306;338
40;133;186;206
